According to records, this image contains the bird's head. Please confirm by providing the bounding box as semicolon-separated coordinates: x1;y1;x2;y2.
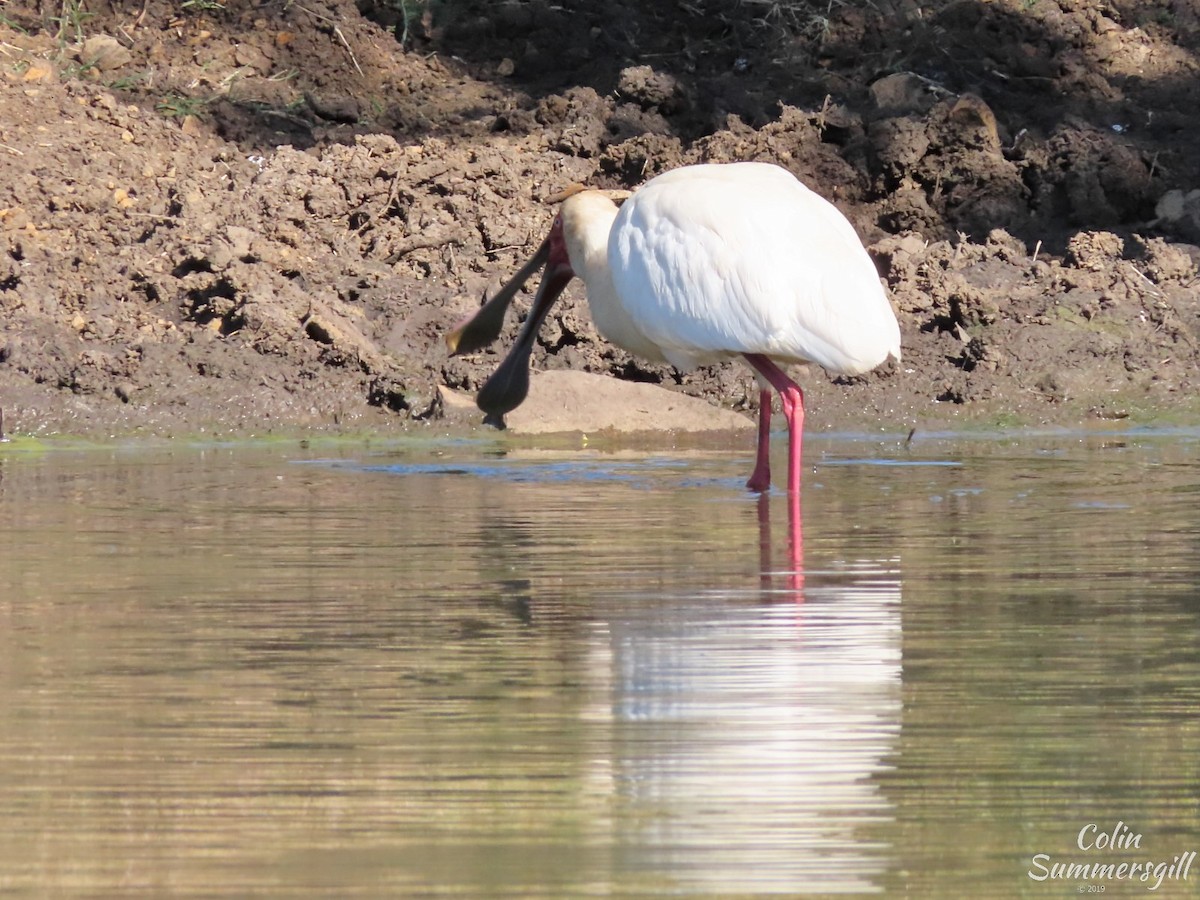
444;187;630;425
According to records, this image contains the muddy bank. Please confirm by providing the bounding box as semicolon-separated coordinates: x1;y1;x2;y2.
0;0;1197;440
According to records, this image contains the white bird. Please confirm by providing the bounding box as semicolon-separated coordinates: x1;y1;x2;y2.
446;162;901;495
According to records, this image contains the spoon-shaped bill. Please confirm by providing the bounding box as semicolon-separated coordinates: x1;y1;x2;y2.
445;237;551;356
475;259;574;424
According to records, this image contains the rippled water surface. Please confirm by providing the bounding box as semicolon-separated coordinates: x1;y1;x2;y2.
1;431;1198;897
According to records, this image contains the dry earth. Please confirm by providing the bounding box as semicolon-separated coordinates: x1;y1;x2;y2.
0;0;1198;440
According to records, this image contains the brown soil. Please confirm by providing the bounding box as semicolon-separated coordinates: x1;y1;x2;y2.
1;0;1198;440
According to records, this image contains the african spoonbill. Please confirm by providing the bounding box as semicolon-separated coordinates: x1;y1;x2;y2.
446;162;901;495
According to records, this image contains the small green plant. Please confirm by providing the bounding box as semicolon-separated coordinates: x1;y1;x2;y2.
156;93;212;118
179;0;226;11
716;0;847;56
398;0;421;46
1152;7;1175;26
60;58;100;79
107;71;148;91
379;0;430;48
363;96;387;125
0;10;30;35
51;0;94;41
739;0;841;31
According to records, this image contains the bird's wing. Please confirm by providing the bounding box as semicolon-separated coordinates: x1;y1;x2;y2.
609;163;899;374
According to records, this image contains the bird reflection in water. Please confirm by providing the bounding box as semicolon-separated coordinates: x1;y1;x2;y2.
582;556;903;894
757;488;804;600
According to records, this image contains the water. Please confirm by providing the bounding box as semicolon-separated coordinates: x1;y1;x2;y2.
0;431;1198;897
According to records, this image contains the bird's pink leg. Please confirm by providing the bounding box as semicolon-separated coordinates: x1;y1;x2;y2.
744;354;806;592
743;354;806;496
745;388;773;493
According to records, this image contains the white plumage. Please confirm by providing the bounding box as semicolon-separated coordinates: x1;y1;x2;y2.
447;161;901;495
607;164;899;371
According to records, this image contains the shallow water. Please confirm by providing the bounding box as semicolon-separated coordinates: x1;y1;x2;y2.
1;431;1198;897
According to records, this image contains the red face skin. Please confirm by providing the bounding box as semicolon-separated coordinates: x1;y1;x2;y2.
545;214;573;275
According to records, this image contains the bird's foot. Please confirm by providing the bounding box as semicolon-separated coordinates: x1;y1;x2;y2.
745;473;771;493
